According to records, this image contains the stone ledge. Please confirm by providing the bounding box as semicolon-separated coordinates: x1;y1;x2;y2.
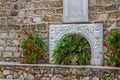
0;61;120;69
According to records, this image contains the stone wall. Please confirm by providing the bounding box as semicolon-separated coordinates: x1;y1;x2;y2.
0;64;119;80
0;0;120;61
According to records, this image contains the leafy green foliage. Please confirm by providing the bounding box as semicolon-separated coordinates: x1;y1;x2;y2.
21;31;47;63
100;73;106;79
52;34;91;65
104;29;120;66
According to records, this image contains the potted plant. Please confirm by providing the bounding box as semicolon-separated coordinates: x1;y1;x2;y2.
17;29;48;64
52;34;91;65
103;29;120;67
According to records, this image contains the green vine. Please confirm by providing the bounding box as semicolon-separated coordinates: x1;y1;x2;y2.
104;29;120;66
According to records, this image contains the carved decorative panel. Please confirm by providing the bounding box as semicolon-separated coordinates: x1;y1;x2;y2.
63;0;88;22
49;24;103;65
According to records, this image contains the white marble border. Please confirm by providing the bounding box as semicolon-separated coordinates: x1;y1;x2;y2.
49;24;103;65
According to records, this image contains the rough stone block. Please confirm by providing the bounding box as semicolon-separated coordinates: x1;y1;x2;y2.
8;25;20;30
109;12;120;19
3;52;12;58
117;20;120;26
51;15;62;22
89;0;96;5
56;8;63;14
33;17;41;23
0;4;3;9
50;1;62;7
98;13;108;21
39;2;50;7
96;0;113;4
14;3;24;9
37;23;47;30
0;40;5;46
89;6;104;12
10;11;18;16
0;46;4;51
105;5;116;11
29;2;39;8
25;10;33;16
5;47;17;51
1;18;6;24
7;18;15;24
13;52;19;57
24;17;32;24
105;20;115;28
0;25;6;30
42;16;50;22
89;13;98;21
25;0;32;2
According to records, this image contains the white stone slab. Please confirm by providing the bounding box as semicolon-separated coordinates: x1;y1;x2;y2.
63;0;88;22
49;24;103;65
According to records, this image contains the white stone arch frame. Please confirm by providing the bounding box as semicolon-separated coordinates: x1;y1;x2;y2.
49;24;103;65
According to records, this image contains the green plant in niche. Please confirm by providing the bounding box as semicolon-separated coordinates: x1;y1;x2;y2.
52;34;91;65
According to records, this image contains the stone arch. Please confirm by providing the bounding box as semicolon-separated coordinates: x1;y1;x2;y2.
49;24;103;65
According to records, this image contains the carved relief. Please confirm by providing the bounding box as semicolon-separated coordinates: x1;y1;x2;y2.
49;24;103;65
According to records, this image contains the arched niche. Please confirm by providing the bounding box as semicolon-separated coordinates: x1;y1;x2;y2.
49;24;103;65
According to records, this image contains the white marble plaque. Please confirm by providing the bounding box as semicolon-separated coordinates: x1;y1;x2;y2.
49;24;103;66
63;0;88;22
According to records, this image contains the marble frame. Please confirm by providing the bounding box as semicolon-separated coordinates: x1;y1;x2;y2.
49;24;103;65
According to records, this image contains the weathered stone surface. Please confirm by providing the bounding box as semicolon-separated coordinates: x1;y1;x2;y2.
3;52;12;57
51;1;62;7
8;25;20;30
51;15;62;22
37;23;46;30
105;5;116;11
82;77;90;80
3;70;10;75
0;72;4;78
93;77;99;80
1;18;6;24
0;25;6;30
105;21;115;28
109;12;120;19
28;74;34;80
33;17;41;23
25;10;33;16
89;13;97;21
43;16;50;22
117;20;120;26
6;75;12;79
14;3;24;9
25;0;32;2
7;18;15;24
5;46;17;51
51;75;63;80
13;52;19;57
0;40;5;45
10;11;18;16
89;6;104;12
96;0;113;4
98;13;108;21
24;17;31;23
0;46;4;51
56;8;63;14
39;2;50;7
89;0;96;5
